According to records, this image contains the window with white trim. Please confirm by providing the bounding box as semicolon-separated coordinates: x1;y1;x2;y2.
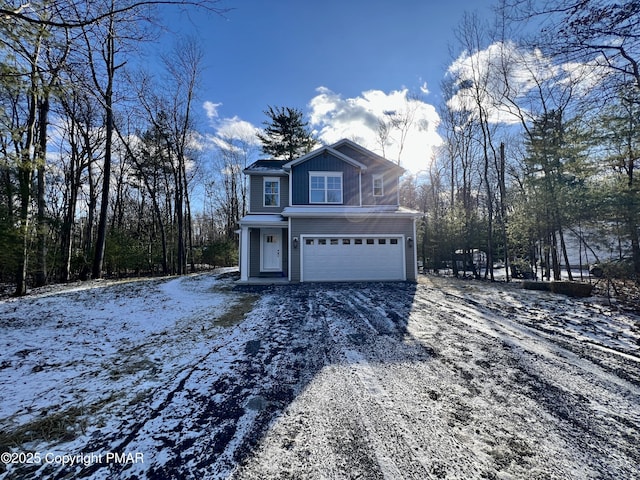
263;177;280;207
310;172;343;204
373;174;384;196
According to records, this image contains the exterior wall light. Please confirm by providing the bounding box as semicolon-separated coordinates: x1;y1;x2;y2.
407;237;413;248
293;237;299;249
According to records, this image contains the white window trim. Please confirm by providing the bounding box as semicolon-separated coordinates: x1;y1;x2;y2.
309;171;343;204
263;177;280;207
373;174;384;197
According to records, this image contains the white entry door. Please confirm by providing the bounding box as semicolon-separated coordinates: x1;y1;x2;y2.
261;229;282;272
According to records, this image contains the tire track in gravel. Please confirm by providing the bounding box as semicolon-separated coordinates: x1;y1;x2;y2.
313;290;432;479
230;283;451;479
235;281;639;480
37;285;327;480
304;286;493;480
35;278;639;480
232;280;639;479
410;284;640;480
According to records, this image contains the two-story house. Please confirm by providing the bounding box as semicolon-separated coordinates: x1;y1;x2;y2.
238;138;419;283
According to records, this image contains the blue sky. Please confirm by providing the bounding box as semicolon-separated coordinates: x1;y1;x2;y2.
152;0;497;171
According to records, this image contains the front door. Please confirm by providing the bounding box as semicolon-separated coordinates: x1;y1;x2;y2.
261;229;282;272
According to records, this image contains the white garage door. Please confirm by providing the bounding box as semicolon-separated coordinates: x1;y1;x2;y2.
301;235;405;282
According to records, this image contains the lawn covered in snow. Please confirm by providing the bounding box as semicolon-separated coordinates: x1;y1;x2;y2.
1;272;639;479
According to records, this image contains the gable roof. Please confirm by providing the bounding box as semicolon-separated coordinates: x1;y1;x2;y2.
330;139;406;174
283;143;368;171
245;139;407;175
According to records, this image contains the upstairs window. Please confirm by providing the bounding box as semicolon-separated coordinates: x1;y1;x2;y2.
264;177;280;207
373;174;384;197
310;172;342;204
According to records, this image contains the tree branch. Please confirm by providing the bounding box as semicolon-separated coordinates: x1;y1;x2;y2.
1;0;229;28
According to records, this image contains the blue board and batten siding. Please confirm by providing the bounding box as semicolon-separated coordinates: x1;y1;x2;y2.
333;143;372;164
362;166;399;206
290;153;359;206
333;143;402;206
249;153;400;209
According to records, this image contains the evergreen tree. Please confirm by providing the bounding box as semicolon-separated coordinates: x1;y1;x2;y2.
592;87;640;278
521;109;592;280
256;106;316;160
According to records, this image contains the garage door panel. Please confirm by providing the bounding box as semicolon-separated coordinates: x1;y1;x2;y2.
301;235;405;282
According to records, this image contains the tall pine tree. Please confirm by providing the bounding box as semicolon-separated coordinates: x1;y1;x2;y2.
522;109;591;280
257;106;316;160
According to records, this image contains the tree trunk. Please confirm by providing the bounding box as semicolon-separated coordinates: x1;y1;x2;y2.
625;151;640;281
559;226;573;281
92;27;115;279
34;96;49;287
543;239;551;281
174;157;185;275
551;231;561;281
499;142;510;282
15;168;33;296
14;61;40;296
183;170;195;273
81;153;96;280
484;150;494;282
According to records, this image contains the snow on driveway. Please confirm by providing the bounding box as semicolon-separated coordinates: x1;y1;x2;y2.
1;273;639;479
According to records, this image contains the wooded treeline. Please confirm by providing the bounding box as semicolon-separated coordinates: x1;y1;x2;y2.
404;0;639;283
0;0;237;295
1;0;638;295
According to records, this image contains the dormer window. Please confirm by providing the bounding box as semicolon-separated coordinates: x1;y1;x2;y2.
373;174;384;197
310;172;343;204
264;177;280;207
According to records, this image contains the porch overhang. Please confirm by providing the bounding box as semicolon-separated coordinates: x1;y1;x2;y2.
281;206;420;219
239;214;288;228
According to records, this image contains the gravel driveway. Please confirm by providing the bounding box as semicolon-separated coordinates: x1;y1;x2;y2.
1;274;639;479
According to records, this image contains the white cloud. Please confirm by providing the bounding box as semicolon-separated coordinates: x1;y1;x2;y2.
202;101;262;156
215;116;261;144
308;87;442;173
559;57;611;94
446;41;609;125
203;101;222;121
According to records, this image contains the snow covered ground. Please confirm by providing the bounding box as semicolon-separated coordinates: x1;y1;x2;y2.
1;272;639;479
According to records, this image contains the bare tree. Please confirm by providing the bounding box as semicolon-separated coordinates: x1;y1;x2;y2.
124;38;204;275
73;0;122;279
0;0;228;293
0;8;70;293
501;0;640;94
211;135;256;239
1;0;229;29
57;86;105;282
450;13;503;280
375;94;419;165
